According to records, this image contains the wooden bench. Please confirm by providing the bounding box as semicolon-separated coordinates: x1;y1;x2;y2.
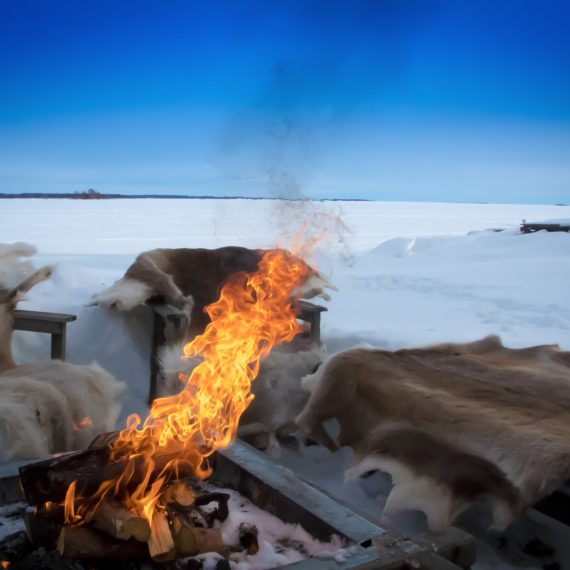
147;301;328;405
13;310;77;360
520;221;570;234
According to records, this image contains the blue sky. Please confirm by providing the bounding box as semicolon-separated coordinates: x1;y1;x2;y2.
0;0;569;203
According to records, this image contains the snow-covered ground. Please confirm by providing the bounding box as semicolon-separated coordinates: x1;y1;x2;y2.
1;198;569;569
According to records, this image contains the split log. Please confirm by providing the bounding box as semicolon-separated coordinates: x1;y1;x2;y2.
57;526;148;560
18;433;193;505
148;511;176;563
92;499;150;542
170;514;225;556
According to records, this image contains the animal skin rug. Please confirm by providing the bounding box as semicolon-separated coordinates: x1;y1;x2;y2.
298;336;570;530
89;246;335;339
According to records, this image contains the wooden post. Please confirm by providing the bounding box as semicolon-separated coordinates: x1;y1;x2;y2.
297;301;327;345
51;330;65;360
148;304;188;406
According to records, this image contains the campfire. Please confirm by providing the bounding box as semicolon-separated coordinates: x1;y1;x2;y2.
18;249;326;564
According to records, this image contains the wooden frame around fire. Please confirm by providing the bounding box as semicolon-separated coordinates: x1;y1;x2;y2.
11;440;475;570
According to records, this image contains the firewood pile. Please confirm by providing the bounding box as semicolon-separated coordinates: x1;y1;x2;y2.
23;489;241;564
16;436;262;568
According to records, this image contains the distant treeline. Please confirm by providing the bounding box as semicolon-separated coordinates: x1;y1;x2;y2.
0;189;370;202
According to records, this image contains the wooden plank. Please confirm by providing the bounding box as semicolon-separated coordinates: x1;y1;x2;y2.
13;310;77;326
13;312;76;336
298;300;328;314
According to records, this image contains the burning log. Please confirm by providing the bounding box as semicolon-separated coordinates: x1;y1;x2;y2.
23;503;64;545
57;526;148;560
18;436;191;506
27;489;230;564
92;499;150;542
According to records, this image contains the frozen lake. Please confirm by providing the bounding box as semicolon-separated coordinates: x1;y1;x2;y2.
2;198;570;569
0;198;565;255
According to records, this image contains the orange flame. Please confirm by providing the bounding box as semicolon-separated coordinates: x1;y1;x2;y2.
64;248;313;524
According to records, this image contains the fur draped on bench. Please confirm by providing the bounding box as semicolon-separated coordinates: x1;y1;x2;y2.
297;335;570;530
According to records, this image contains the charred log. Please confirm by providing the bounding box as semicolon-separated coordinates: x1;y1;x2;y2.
18;434;193;506
23;502;64;545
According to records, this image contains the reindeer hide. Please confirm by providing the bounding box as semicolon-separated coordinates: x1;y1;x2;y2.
297;335;570;528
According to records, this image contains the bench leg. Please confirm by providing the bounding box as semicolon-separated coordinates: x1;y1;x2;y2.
148;312;189;407
309;313;321;345
50;331;66;360
149;313;166;406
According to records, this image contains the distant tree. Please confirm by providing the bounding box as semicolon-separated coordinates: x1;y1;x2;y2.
72;188;107;200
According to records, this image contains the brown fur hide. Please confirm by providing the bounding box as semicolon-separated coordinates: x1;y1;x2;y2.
296;335;570;530
90;246;334;339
